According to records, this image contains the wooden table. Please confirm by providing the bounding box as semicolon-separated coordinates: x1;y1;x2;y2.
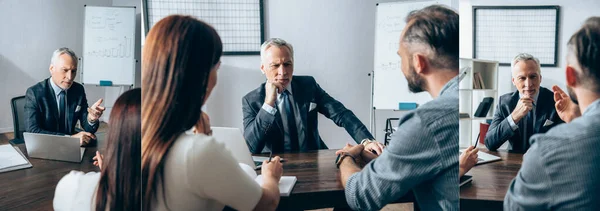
460;149;524;210
0;143;99;210
260;149;416;210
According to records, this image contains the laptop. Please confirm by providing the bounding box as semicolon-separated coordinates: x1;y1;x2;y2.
23;132;86;163
211;127;258;169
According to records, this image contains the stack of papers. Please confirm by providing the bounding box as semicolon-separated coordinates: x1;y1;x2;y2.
0;144;32;173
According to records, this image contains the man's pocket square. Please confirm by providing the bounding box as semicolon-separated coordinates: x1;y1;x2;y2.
543;119;554;127
75;105;81;112
309;103;317;112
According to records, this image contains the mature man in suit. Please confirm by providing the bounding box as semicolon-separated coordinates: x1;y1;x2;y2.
242;38;383;154
336;5;459;210
485;53;564;153
25;47;105;145
505;17;600;210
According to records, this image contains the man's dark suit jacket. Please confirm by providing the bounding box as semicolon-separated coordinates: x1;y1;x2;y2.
485;87;563;153
242;75;374;153
25;78;98;136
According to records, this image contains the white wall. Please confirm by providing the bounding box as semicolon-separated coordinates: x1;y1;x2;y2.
206;0;457;149
459;0;600;96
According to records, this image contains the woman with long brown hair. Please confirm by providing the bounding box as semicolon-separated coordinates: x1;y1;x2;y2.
53;88;141;210
142;15;283;211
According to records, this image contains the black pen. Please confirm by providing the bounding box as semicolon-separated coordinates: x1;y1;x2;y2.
268;150;273;162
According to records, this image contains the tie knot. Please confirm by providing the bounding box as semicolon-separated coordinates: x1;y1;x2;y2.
58;90;65;96
282;89;290;96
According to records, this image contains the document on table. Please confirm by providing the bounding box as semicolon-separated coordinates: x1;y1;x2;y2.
0;144;32;173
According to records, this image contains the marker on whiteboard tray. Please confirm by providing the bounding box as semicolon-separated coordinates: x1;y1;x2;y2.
99;80;113;86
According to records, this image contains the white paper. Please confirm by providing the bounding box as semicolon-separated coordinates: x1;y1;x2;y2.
0;145;28;170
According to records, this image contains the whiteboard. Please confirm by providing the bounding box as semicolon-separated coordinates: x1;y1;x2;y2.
373;0;451;109
82;6;136;86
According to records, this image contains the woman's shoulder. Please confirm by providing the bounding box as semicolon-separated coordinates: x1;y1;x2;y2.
176;133;225;153
175;133;232;164
56;170;101;190
53;171;100;210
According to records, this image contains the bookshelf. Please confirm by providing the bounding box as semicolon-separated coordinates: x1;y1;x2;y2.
459;58;499;148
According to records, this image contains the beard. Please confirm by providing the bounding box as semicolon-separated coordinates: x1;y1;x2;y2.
567;86;579;105
405;64;426;93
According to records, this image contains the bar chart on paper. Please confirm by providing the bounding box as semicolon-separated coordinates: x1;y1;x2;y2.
83;6;136;86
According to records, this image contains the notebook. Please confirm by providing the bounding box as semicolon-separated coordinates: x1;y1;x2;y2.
460;175;473;187
239;163;297;196
459;149;502;165
0;144;33;173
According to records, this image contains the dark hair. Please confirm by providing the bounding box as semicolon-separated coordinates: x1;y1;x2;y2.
141;15;223;210
568;17;600;92
402;5;459;70
94;88;141;210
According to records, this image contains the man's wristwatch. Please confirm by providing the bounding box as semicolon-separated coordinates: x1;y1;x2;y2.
361;138;375;147
336;151;357;168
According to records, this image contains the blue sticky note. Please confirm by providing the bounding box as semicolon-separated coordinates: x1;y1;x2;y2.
398;102;418;110
99;80;113;86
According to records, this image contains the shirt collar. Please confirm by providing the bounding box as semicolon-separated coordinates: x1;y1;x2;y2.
583;98;600;116
49;78;66;96
274;82;293;96
439;75;459;97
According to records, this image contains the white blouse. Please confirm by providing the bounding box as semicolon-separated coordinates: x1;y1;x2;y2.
151;133;262;211
53;171;100;211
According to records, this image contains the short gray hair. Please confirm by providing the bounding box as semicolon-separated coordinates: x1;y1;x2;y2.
260;38;294;62
511;53;541;74
51;47;78;66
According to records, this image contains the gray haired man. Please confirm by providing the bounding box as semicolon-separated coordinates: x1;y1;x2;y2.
484;53;564;153
242;38;383;154
25;47;105;146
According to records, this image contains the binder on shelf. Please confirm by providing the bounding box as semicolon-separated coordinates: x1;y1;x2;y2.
474;97;494;117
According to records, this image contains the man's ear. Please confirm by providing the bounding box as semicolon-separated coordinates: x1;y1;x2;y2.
412;53;428;74
565;66;579;88
260;64;266;75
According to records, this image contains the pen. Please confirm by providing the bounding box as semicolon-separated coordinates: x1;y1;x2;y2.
268;150;273;162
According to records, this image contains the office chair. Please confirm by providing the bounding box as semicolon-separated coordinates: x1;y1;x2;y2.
384;118;400;146
8;96;26;145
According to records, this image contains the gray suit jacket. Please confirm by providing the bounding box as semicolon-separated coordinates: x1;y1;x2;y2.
485;87;563;153
24;78;98;136
242;75;374;153
504;99;600;210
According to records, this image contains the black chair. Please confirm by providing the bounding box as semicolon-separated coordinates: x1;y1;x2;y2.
384;118;400;146
8;96;26;145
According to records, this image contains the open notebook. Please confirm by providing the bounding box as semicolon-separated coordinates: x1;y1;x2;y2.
239;163;297;196
0;144;32;173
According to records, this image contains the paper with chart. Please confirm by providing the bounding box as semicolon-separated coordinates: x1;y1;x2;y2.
373;1;451;109
0;145;29;170
83;6;136;85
